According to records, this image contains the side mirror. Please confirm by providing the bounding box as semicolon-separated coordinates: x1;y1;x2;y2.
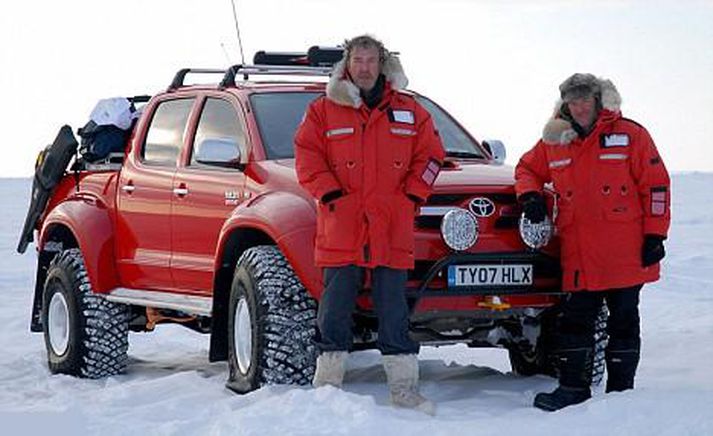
482;139;506;165
195;138;244;169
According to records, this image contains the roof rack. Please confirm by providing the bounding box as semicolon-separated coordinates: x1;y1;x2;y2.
167;46;346;91
167;65;332;91
128;95;152;104
168;68;228;91
219;64;332;87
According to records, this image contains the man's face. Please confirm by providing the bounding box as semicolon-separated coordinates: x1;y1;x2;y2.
347;45;381;92
567;95;598;129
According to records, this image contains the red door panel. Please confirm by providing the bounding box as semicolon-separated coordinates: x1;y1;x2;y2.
171;170;245;292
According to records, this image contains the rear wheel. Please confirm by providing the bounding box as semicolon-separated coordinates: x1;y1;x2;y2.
226;245;318;393
42;248;129;378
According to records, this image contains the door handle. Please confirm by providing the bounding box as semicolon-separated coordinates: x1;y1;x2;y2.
121;185;135;193
173;187;189;196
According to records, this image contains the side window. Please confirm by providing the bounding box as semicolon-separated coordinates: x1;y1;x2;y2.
142;98;195;166
191;98;247;167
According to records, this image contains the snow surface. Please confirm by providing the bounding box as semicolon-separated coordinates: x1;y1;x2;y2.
1;174;712;435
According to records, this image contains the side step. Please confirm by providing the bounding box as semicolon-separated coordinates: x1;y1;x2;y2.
104;288;213;316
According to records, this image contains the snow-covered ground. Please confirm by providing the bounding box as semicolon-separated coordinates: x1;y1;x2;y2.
1;174;712;435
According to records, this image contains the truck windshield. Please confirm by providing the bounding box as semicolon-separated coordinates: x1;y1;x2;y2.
250;91;485;160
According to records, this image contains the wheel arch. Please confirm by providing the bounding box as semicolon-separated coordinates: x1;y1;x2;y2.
38;199;119;293
31;201;119;332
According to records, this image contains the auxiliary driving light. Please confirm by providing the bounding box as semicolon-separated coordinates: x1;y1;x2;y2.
519;213;553;249
440;208;479;251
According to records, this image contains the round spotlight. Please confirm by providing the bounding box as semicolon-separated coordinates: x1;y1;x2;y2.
440;208;478;251
519;213;553;249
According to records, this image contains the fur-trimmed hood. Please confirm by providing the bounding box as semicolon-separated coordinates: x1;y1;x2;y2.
326;53;408;108
542;77;622;145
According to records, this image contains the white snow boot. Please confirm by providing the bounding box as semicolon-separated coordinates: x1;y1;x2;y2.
312;351;347;388
383;354;436;415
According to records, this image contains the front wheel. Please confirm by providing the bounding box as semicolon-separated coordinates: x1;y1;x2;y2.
508;303;608;386
226;245;318;393
508;312;557;378
42;248;129;378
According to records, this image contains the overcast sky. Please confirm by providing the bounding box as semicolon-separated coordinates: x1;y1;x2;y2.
1;0;711;177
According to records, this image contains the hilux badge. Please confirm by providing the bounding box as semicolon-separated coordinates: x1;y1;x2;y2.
225;191;239;205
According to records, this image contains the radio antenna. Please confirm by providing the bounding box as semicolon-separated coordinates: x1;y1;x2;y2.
220;42;232;65
229;0;246;65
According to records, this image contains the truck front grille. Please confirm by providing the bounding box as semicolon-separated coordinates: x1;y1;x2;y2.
417;193;520;230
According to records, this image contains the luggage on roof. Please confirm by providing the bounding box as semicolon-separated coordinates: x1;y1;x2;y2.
78;97;140;162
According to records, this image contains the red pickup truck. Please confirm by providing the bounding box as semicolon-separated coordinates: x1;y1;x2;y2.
17;48;605;393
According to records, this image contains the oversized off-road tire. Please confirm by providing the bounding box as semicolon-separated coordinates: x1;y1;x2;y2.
508;303;608;386
508;346;557;377
591;302;609;386
508;313;557;378
41;248;129;378
226;245;318;393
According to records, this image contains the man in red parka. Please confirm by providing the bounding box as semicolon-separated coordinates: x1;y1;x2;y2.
515;73;670;411
294;35;444;414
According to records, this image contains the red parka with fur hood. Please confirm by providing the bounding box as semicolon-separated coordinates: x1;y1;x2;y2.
294;55;445;269
515;78;670;291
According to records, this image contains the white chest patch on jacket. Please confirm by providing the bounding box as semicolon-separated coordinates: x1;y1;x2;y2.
603;133;629;147
392;110;415;124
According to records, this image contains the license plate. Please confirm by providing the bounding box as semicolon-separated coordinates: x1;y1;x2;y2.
448;264;533;287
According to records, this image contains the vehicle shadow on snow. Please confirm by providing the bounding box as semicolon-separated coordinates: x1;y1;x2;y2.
124;355;227;380
120;341;556;411
341;351;556;410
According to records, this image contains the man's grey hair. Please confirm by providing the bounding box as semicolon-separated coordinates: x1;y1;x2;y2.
343;34;387;64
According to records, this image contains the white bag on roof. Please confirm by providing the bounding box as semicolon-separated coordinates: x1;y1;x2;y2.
89;97;136;130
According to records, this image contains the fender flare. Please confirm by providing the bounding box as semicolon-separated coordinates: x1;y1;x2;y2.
215;191;321;294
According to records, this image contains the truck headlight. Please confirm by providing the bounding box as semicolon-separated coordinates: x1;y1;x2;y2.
519;213;553;249
440;209;478;251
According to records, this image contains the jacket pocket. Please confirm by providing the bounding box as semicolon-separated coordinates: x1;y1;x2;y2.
389;194;416;253
554;202;574;231
379;129;414;190
596;153;630;185
603;204;642;222
388;127;415;162
317;194;361;251
326;127;357;191
549;161;573;196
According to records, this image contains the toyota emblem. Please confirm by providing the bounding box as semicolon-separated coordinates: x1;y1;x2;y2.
469;197;496;217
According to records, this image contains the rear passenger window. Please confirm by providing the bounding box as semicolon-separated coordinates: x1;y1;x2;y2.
191;98;247;166
142;98;195;166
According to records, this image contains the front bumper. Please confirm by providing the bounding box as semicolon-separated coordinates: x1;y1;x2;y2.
405;251;562;297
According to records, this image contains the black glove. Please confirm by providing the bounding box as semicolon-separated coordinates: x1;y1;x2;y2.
407;193;424;204
320;189;343;204
519;191;547;224
642;234;666;267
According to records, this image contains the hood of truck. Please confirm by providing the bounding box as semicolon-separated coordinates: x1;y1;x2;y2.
268;158;515;192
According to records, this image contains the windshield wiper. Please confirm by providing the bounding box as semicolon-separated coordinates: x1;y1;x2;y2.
446;151;483;159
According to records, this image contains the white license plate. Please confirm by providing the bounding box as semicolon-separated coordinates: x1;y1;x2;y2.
448;264;533;287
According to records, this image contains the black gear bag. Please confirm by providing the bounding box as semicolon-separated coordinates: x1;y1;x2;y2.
17;125;78;253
